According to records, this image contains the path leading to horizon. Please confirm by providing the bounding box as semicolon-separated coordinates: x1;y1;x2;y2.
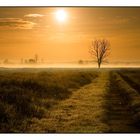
28;70;139;133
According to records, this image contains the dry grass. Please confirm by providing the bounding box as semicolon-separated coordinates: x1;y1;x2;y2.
26;71;110;133
0;68;98;132
0;68;140;133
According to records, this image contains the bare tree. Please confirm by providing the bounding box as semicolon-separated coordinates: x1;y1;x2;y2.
89;39;110;68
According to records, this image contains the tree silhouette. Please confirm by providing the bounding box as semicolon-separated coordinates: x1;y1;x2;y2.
89;39;110;68
34;54;38;63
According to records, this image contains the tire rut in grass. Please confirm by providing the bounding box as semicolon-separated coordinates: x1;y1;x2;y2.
118;72;140;94
104;72;140;132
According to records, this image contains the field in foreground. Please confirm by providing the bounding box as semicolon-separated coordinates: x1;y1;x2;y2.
0;68;140;133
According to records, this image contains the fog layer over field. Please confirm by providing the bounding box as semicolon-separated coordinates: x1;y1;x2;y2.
0;62;140;68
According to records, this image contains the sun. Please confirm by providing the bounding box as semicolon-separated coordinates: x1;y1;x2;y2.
55;9;67;22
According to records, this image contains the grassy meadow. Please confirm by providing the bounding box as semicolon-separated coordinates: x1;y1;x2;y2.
0;68;98;132
0;68;140;133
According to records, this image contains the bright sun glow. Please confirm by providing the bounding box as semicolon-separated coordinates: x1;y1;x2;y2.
55;9;67;22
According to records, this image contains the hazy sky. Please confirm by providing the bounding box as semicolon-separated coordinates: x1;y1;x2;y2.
0;7;140;63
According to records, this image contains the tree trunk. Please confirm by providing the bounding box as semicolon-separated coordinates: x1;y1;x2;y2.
98;62;101;68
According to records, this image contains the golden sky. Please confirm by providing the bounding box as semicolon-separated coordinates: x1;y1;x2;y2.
0;7;140;63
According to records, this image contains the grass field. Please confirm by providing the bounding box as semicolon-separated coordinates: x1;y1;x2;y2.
0;68;140;133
